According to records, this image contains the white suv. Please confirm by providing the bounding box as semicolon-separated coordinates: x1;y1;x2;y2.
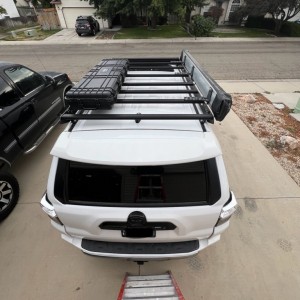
41;51;237;261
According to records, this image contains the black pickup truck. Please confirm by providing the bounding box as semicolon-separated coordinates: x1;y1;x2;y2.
0;62;73;221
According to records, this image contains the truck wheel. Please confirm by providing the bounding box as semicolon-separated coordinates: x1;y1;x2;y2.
0;173;20;221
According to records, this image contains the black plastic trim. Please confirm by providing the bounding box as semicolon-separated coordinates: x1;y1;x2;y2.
81;239;199;255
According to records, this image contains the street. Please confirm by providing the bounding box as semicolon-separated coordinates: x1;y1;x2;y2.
0;41;300;80
0;40;300;299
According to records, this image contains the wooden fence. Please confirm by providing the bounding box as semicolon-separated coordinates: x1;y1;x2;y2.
37;8;61;30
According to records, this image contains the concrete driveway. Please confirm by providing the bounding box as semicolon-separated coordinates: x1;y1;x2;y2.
44;29;101;42
1;102;299;299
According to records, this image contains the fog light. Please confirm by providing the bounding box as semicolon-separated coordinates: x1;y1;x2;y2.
40;194;63;226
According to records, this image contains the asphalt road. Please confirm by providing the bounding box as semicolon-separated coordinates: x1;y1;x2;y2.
0;41;300;81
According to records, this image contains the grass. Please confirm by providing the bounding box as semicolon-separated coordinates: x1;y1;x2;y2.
2;28;61;41
212;27;276;38
114;25;190;39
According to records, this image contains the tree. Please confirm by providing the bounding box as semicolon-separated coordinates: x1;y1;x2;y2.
182;0;209;24
31;0;53;8
147;0;165;28
208;5;224;24
243;0;300;34
0;6;7;15
190;15;215;36
85;0;176;29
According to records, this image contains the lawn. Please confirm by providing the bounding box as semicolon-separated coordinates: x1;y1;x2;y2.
114;25;190;39
212;27;275;38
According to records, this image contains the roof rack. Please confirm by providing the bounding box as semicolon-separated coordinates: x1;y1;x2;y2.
62;50;232;125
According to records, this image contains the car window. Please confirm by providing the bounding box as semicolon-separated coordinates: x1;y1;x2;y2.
77;20;88;24
4;66;44;96
54;159;221;206
0;78;20;107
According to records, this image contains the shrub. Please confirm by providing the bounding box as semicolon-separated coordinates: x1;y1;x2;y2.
245;15;275;30
120;14;138;28
190;15;216;37
280;22;300;37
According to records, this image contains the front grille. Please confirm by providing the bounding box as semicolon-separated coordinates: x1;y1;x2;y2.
81;239;199;255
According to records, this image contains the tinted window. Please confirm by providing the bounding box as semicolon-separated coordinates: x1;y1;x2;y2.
54;159;221;206
76;20;89;25
0;78;20;107
5;66;44;95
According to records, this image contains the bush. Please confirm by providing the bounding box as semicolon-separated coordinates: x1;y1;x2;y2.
245;15;275;30
280;22;300;36
190;15;216;37
120;14;138;28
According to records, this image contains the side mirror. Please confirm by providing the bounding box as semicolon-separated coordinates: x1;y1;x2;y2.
44;75;56;86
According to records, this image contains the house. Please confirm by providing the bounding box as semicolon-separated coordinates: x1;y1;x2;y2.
51;0;243;29
199;0;244;25
50;0;107;29
0;0;20;19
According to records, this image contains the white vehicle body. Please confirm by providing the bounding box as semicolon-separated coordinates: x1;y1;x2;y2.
41;51;237;261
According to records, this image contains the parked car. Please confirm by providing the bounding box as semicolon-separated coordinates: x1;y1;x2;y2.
75;16;100;36
295;19;300;24
41;50;237;262
0;62;73;221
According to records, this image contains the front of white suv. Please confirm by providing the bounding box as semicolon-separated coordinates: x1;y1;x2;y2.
41;51;237;261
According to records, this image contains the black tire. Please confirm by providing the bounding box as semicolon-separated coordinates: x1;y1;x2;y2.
77;32;81;36
0;173;20;221
91;28;96;36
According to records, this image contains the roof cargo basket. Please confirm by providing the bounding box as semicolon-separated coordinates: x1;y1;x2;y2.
63;50;232;123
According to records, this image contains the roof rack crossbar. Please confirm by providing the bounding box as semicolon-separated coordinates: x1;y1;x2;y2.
129;66;185;70
122;82;194;86
120;89;199;94
127;73;190;77
128;58;179;63
129;61;182;66
61;113;214;122
115;99;207;104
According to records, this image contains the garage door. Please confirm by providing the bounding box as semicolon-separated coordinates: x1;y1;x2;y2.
62;7;96;28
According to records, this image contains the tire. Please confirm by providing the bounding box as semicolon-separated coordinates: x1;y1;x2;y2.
77;32;81;36
91;29;96;36
0;173;20;221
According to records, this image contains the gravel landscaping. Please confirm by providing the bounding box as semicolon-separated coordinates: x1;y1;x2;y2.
232;93;300;187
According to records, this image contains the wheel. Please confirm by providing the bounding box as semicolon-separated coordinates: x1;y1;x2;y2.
0;173;20;221
77;32;81;36
91;28;96;36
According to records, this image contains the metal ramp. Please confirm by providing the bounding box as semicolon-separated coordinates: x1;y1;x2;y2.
117;271;185;300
